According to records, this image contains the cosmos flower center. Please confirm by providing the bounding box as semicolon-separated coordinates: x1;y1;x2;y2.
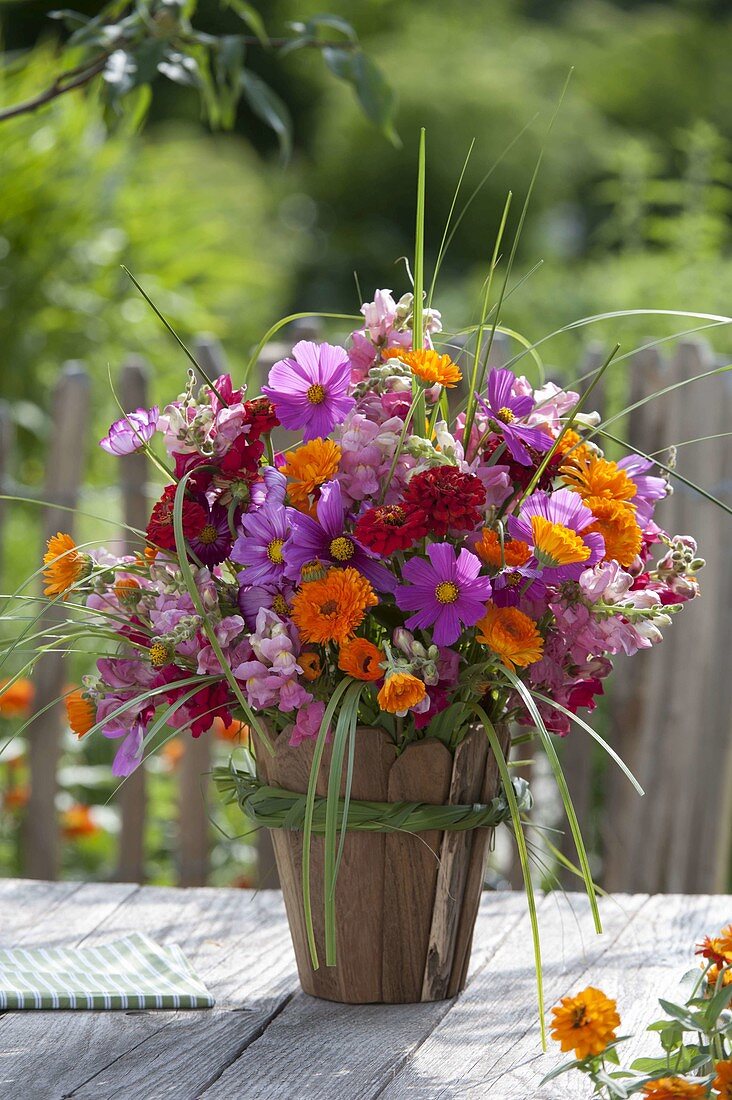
267;538;285;564
506;572;523;587
531;515;590;568
435;580;459;604
329;536;355;561
496;406;515;424
272;594;290;616
306;383;327;406
149;640;173;668
198;523;219;545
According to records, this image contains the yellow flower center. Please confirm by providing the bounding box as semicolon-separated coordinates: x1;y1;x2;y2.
272;594;289;616
496;406;515;424
149;641;172;669
306;383;326;405
435;580;459;604
531;515;591;568
198;523;218;545
329;536;355;561
267;538;285;564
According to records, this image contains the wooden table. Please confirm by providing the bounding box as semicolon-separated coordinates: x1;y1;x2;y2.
0;881;728;1099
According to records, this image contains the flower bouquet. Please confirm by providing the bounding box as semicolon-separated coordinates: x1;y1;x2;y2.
12;136;710;1023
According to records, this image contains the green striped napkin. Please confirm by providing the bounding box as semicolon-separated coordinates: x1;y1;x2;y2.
0;933;214;1010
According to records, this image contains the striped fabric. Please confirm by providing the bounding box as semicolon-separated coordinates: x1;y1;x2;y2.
0;933;214;1010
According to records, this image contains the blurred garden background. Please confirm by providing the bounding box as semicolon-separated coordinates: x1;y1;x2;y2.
0;0;730;890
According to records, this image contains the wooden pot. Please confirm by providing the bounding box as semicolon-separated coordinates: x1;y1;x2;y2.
257;721;510;1004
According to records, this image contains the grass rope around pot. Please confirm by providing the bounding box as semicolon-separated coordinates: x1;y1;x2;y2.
213;759;532;834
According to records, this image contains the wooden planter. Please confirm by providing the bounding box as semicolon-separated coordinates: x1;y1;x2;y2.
257;721;510;1004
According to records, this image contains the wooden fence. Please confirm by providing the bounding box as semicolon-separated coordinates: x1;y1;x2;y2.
0;332;730;892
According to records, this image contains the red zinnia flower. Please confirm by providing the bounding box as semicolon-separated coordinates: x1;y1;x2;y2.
146;485;208;552
354;504;428;555
402;467;486;536
244;396;280;439
481;436;564;492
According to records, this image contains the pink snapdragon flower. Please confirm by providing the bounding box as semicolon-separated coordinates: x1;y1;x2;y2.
100;407;159;456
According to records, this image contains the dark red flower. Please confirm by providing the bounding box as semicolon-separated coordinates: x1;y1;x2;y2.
218;433;264;478
146;485;207;552
161;669;233;738
566;677;604;714
481;436;564;492
173;451;214;492
244;396;280;440
402;467;486;536
354;503;428;555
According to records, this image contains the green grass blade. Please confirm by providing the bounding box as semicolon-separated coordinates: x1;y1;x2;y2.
476;704;546;1049
245;312;361;381
427;137;475;307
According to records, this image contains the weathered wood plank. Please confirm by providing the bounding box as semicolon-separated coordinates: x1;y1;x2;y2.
0;886;296;1100
377;892;649;1099
200;892;531;1100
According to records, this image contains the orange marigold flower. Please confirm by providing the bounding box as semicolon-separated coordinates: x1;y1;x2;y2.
299;649;323;682
43;533;91;600
0;678;34;718
641;1078;707;1099
338;638;384;682
563;450;637;504
212;717;249;742
715;924;732;962
4;786;29;811
61;804;101;840
550;986;620;1060
377;672;426;714
65;689;96;739
474;528;531;570
290;567;377;645
279;438;341;516
113;577;142;604
555;428;593;460
476;602;544;671
385;347;462;388
585;497;643;567
714;1060;732;1099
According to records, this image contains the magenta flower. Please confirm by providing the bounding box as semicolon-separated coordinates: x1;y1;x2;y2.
285;479;397;593
476;368;552;465
232;501;290;586
617;455;667;527
188;503;234;567
507;487;605;583
100;406;159;456
396;543;492;646
263;341;355;442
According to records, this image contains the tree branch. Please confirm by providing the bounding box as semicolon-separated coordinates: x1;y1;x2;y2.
0;54;111;123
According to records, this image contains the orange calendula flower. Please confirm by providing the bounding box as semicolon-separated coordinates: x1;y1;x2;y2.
641;1078;707;1099
212;717;249;743
0;678;34;718
586;497;643;567
299;650;323;682
562;450;637;505
714;1061;732;1099
476;602;544;671
531;515;591;567
290;567;377;645
377;672;426;714
385;347;462;389
474;528;530;570
113;576;142;604
42;533;91;600
338;638;383;681
279;438;341;516
550;986;620;1060
65;689;96;739
61;804;101;840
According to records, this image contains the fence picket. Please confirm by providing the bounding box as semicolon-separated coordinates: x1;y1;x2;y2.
22;363;91;880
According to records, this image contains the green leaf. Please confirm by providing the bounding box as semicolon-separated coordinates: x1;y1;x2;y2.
304;15;358;41
657;998;704;1030
240;70;292;163
322;49;400;146
222;0;269;45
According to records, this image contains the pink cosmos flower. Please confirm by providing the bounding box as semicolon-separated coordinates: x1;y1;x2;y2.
100;406;159;456
396;543;492;646
263;341;355;442
476;368;553;466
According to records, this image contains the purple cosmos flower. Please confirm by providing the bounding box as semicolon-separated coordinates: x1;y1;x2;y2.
100;406;159;456
491;568;547;608
285;479;397;593
617;454;667;527
188;503;234;567
263;341;355;442
231;500;290;586
396;543;492;646
476;368;552;465
507;487;605;583
237;579;296;630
